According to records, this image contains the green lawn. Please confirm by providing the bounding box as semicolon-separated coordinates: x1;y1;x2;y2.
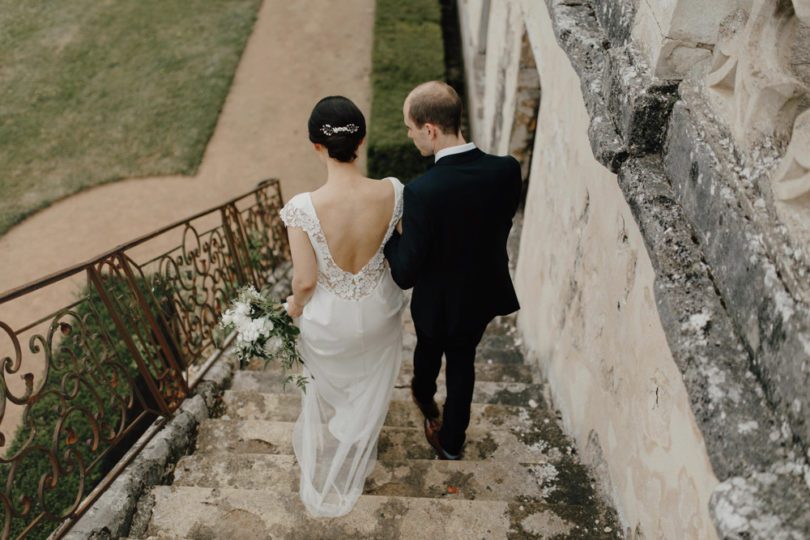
367;0;446;182
0;0;262;236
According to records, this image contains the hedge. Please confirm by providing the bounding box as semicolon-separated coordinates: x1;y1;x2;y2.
367;0;446;182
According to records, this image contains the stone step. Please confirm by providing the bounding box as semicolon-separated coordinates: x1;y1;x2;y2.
241;355;535;384
390;380;547;408
172;452;599;506
229;369;313;394
242;360;534;387
396;360;535;385
479;332;521;348
147;485;616;539
398;340;526;365
127;537;190;540
481;314;519;336
368;458;598;507
230;369;547;408
194;419;570;463
221;391;557;433
475;337;526;365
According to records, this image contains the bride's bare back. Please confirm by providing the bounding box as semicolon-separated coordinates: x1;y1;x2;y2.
309;178;396;274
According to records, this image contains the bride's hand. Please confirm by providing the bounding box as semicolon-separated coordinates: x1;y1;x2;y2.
395;218;403;234
286;295;304;318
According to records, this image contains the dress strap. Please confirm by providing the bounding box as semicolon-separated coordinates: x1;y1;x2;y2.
383;177;404;242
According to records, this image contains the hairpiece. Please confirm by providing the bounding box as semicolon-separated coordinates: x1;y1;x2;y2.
320;123;359;136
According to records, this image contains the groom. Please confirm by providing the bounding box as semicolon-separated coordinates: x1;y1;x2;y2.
384;81;522;459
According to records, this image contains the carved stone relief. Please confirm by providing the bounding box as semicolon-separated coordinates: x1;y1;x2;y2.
772;0;810;205
772;107;810;252
706;0;810;255
773;108;810;203
707;0;806;151
631;0;737;79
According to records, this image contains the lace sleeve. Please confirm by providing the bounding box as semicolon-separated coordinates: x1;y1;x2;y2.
280;195;317;234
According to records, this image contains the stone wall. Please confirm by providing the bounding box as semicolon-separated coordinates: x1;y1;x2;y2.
457;0;810;537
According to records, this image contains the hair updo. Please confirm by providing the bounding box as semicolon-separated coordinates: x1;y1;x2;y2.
308;96;367;163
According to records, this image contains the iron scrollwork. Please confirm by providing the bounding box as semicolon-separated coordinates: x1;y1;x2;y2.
0;180;288;539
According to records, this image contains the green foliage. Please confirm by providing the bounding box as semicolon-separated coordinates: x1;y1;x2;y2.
246;230;267;272
0;0;263;236
367;0;445;182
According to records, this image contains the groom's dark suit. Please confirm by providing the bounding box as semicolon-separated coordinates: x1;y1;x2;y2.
384;147;521;456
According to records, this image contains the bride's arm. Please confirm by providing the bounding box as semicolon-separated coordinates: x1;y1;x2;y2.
286;227;317;318
384;187;430;289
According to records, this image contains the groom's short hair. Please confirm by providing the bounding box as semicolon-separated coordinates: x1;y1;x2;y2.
406;81;462;136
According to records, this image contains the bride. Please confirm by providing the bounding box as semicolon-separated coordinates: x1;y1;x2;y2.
280;96;405;517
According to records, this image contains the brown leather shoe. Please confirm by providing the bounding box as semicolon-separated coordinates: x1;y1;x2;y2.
424;418;460;460
410;384;440;426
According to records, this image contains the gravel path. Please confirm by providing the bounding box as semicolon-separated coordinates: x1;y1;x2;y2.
0;0;376;328
0;0;376;445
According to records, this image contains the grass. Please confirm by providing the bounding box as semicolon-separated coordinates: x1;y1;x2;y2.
367;0;446;182
0;0;262;237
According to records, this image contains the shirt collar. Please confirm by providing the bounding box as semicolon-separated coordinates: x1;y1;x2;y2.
435;142;476;163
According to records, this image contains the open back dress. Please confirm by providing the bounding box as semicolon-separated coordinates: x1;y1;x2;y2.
279;177;405;517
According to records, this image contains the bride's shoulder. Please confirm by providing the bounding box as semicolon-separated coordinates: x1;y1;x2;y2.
281;192;312;214
379;177;404;194
280;192;314;229
285;191;310;206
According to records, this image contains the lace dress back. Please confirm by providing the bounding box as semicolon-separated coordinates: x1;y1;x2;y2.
280;177;403;301
280;177;406;518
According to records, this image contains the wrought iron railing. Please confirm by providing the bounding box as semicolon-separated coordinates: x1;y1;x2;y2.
0;180;288;539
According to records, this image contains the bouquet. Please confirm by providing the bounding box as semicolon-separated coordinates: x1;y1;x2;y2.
220;285;307;390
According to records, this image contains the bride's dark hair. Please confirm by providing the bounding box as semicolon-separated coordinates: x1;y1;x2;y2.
308;96;367;163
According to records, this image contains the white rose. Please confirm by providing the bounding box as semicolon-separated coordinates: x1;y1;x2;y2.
244;286;261;301
241;322;259;343
234;301;250;318
236;312;253;331
245;318;266;339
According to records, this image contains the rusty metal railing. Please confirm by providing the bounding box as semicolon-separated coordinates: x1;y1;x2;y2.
0;179;288;539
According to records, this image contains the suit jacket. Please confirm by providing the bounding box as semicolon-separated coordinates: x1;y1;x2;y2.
383;147;522;338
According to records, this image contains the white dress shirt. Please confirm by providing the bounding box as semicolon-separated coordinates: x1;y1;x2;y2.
435;142;477;162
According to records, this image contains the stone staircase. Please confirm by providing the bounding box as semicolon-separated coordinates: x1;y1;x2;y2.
127;307;622;539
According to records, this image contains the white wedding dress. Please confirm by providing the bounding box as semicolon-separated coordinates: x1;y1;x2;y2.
279;177;406;518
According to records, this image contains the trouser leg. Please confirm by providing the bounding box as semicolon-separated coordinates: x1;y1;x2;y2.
411;326;443;404
437;341;476;455
438;328;486;456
